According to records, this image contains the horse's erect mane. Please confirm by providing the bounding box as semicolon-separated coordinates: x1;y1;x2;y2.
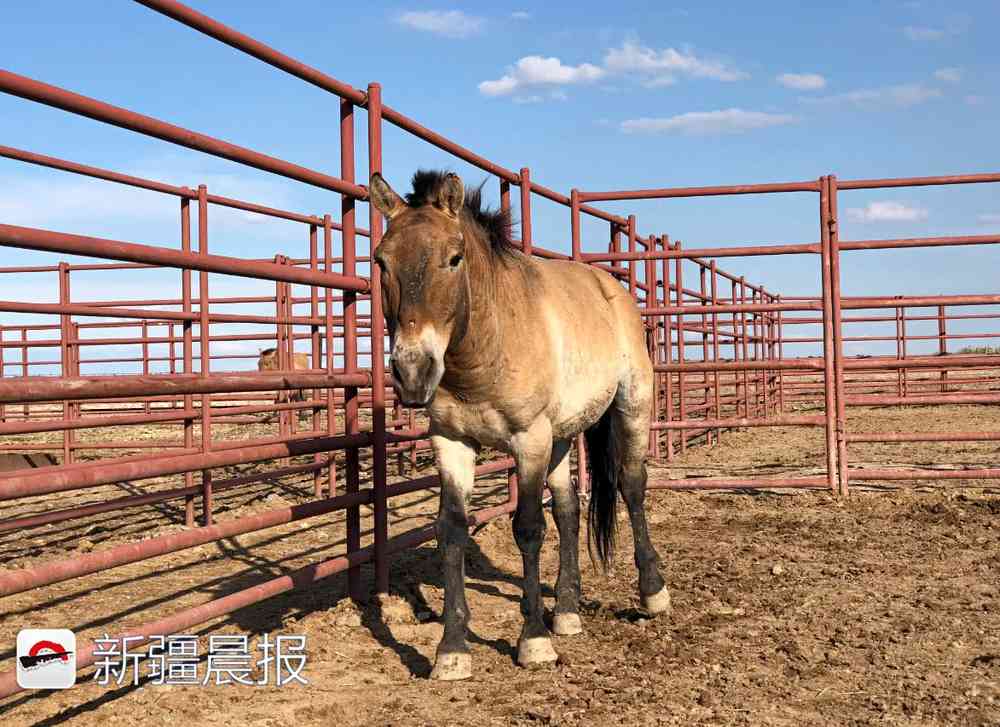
259;347;277;356
404;169;517;258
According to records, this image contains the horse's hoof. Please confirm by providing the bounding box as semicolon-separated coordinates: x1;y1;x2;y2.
430;652;472;681
641;586;672;616
552;612;583;636
517;637;558;667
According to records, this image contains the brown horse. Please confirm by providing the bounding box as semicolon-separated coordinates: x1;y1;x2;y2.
257;348;311;410
369;170;669;680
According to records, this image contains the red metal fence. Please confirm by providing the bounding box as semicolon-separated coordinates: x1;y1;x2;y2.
0;0;997;701
580;174;1000;494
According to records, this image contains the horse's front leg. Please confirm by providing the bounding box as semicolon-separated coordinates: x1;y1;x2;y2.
512;417;558;667
429;433;477;681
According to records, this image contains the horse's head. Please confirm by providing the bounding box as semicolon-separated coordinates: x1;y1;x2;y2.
369;171;471;407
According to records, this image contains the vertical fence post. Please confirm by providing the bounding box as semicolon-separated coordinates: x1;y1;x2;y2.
58;262;73;465
198;184;213;525
647;236;659;457
660;235;670;454
278;256;294;446
710;261;721;442
627;215;637;299
323;215;337;496
768;293;778;414
765;292;772;413
900;305;908;398
20;327;28;420
309;223;323;496
142;320;151;414
699;264;711;445
895;302;904;398
608;222;617;268
286;258;299;438
180;191;195;526
937;304;948;392
519;168;532;255
570;189;581;261
776;294;785;413
729;280;739;421
662;236;674;460
341;93;364;602
71;323;80;377
674;241;687;453
819;176;842;494
367;82;389;596
826;175;849;496
755;288;765;418
739;277;751;421
168;322;176;375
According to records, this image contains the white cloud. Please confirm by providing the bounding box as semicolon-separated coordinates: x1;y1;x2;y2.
847;201;929;223
511;10;531;20
620;108;799;135
978;213;1000;225
933;67;962;82
805;82;942;109
395;10;484;38
603;39;749;84
479;37;750;100
776;72;827;90
478;55;605;96
904;25;947;41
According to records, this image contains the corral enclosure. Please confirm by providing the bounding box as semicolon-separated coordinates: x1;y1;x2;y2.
1;1;999;724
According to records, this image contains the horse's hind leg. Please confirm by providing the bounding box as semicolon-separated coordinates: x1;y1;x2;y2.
547;439;583;636
613;405;670;615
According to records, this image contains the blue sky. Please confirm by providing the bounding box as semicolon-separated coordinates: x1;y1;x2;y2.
0;1;998;368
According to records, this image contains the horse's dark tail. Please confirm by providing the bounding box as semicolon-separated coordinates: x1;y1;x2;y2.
584;406;619;572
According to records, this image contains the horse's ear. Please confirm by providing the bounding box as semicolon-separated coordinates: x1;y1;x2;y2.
369;173;405;220
436;173;464;219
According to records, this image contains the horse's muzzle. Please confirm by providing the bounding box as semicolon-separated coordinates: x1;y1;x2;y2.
390;347;441;407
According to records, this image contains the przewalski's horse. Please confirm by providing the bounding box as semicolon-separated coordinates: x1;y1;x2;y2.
369;170;669;680
257;348;311;412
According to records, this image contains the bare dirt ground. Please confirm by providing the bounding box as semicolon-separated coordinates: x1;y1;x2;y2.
1;400;999;726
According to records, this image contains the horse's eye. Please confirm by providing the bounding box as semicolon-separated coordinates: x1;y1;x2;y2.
449;254;463;268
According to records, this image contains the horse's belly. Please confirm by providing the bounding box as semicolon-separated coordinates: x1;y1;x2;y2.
549;363;619;440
